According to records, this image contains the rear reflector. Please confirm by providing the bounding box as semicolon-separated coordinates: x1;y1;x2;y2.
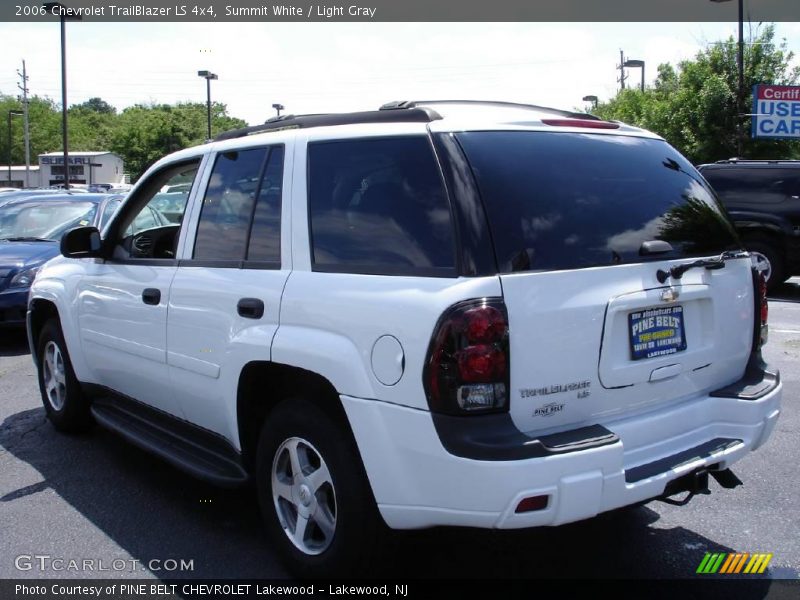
541;118;620;129
515;495;549;513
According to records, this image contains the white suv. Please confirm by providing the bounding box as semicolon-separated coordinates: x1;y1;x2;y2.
28;101;782;575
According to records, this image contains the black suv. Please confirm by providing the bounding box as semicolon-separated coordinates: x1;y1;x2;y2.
699;159;800;289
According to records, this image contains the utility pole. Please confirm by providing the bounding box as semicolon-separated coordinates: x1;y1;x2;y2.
16;60;31;187
618;50;628;91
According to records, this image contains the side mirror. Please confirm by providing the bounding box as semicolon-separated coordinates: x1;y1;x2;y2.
61;226;102;258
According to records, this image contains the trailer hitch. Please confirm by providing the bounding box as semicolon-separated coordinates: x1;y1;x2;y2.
710;468;743;489
659;468;711;506
657;467;743;506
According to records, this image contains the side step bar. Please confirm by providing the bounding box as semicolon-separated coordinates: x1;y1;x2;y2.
625;437;743;484
91;395;249;488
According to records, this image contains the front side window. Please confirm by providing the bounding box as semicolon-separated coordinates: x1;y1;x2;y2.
193;146;283;262
308;136;455;275
110;161;199;260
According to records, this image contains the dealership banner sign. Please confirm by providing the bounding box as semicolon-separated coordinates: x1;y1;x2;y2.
752;84;800;139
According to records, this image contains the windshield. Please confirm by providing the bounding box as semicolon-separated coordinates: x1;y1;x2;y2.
454;131;742;273
0;202;97;241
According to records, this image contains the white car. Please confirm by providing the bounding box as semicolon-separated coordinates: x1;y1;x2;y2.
27;100;781;576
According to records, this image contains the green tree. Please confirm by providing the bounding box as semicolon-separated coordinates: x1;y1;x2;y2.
0;90;247;182
109;102;245;180
0;94;62;167
69;98;118;152
596;24;800;163
75;97;116;114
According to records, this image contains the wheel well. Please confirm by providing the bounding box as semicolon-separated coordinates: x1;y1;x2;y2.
237;362;352;472
28;299;60;364
740;230;785;254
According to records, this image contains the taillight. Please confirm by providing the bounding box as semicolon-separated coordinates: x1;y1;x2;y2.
758;271;769;347
424;298;509;415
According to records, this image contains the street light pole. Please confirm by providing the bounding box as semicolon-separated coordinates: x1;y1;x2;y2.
197;70;218;140
737;0;744;156
711;0;745;156
582;95;599;109
58;14;69;188
272;103;284;118
43;2;81;190
7;110;23;186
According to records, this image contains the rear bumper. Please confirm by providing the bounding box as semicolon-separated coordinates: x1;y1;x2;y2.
341;377;781;530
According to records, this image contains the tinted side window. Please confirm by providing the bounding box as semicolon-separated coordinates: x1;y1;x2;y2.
456;132;740;273
194;148;268;261
308;137;455;275
246;146;284;263
702;167;797;204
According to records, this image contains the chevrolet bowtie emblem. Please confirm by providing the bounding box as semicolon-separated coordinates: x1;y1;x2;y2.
661;288;680;302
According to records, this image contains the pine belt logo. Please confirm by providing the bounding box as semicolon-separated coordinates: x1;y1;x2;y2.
533;402;565;417
696;552;773;575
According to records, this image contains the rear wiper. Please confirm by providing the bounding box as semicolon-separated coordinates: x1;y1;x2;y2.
656;250;749;284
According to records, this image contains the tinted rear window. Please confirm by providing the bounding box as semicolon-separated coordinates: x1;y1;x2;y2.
456;132;741;273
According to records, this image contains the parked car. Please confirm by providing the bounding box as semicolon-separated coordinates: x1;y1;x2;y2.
698;159;800;289
29;101;781;576
1;194;162;327
0;189;79;206
87;183;114;193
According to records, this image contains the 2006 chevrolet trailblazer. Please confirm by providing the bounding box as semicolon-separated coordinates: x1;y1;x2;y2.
27;101;782;575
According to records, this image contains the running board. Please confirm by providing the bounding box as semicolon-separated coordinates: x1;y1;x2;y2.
90;395;249;488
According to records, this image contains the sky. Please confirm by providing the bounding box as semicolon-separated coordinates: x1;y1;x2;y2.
0;21;798;126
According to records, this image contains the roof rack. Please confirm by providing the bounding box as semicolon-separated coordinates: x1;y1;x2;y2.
380;99;600;120
214;107;442;142
214;99;602;142
714;158;800;164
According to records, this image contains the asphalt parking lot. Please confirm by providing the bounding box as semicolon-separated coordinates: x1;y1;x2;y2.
0;280;798;582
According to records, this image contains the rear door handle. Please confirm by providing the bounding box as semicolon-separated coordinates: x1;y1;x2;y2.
237;298;264;319
142;288;161;305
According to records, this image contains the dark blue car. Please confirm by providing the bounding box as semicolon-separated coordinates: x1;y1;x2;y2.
0;194;126;327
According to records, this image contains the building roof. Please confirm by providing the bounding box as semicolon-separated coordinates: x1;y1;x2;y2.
38;151;120;158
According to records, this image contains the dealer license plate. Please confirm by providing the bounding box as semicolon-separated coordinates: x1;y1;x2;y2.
628;305;687;361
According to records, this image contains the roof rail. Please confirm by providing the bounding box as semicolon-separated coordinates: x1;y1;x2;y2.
714;158;800;164
214;107;442;141
380;99;600;120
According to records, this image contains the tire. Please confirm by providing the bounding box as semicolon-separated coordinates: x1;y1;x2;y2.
745;239;784;292
37;319;93;432
256;398;385;577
